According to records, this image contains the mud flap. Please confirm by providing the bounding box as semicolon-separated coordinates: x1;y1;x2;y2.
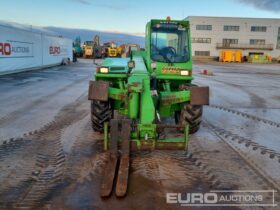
100;120;119;197
88;80;109;101
189;86;209;105
115;120;131;197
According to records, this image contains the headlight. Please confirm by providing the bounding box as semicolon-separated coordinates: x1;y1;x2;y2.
180;71;190;76
100;67;109;73
151;62;157;69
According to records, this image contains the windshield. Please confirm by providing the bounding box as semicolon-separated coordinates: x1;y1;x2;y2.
151;23;189;63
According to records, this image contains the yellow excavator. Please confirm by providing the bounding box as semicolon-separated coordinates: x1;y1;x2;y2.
102;41;118;57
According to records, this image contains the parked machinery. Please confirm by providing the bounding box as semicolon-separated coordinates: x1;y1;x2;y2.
120;43;141;58
117;44;125;57
102;41;118;57
83;41;94;58
72;37;83;57
92;35;102;59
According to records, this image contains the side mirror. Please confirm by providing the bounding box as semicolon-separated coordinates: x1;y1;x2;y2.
127;60;135;73
128;60;135;68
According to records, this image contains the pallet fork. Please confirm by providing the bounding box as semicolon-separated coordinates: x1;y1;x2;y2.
100;119;131;197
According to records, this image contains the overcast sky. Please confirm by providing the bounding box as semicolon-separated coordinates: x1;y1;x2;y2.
1;0;280;35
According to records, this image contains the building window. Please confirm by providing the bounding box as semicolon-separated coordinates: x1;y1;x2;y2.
192;38;211;43
196;25;212;31
195;51;210;56
223;39;238;46
250;39;266;45
251;26;267;32
277;27;280;49
224;25;240;31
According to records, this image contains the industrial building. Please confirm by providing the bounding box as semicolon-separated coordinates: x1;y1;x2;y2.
186;16;280;60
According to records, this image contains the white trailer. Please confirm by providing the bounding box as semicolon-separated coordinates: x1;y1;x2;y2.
0;24;73;75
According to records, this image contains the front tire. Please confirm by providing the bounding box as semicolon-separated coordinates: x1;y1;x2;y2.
175;84;203;134
91;100;112;133
175;104;202;134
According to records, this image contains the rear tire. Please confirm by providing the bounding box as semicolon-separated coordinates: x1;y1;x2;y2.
175;84;203;134
91;100;113;133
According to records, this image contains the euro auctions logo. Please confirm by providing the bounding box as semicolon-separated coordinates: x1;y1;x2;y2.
49;46;60;55
0;42;11;55
0;41;33;57
166;190;277;207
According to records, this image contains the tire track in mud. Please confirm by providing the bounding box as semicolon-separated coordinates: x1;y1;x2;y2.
188;127;280;206
63;117;107;183
39;116;108;210
0;138;38;209
0;77;86;127
131;150;214;192
207;104;280;163
209;104;280;128
203;118;280;163
0;94;89;210
128;140;277;206
0;138;32;161
201;121;280;195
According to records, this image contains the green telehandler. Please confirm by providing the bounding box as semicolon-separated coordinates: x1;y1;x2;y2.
88;17;209;197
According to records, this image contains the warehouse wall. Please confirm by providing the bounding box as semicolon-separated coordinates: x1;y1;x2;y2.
187;16;280;59
0;25;72;75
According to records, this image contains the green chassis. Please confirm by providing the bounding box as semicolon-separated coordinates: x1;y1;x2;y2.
89;19;209;150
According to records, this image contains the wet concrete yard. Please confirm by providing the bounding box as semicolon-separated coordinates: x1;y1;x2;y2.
0;59;279;209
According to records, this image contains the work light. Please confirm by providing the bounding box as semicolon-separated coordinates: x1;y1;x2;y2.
100;67;109;73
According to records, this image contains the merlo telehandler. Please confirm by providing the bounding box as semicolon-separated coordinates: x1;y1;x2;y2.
88;17;209;197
